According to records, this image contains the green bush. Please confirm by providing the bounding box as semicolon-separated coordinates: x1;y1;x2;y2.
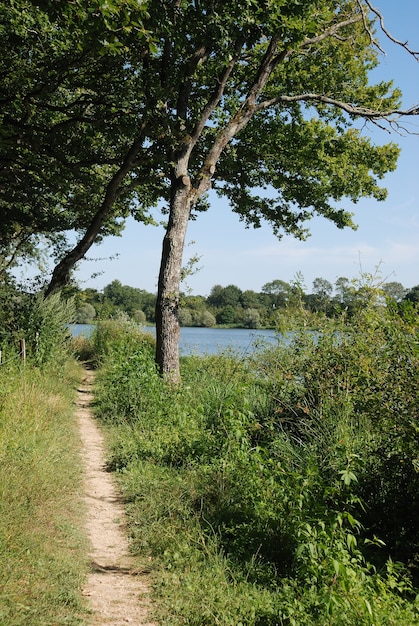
93;293;419;625
0;291;75;367
255;297;419;579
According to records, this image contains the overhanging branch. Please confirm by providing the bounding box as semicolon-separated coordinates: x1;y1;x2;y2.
301;15;363;48
256;92;419;129
44;128;147;295
362;0;419;60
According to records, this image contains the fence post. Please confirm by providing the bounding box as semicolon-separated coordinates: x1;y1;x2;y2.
0;349;2;365
19;339;26;365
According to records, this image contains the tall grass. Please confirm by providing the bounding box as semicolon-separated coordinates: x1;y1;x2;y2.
92;299;419;625
0;360;88;626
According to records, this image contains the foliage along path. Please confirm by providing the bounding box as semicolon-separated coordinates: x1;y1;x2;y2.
76;367;156;625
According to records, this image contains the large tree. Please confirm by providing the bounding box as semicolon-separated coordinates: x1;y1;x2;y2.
0;0;153;280
146;0;418;381
3;1;418;382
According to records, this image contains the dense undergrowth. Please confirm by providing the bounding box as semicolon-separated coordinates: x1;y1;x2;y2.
0;359;88;625
91;295;419;625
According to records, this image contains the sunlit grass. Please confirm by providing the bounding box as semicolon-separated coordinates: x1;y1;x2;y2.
0;361;88;626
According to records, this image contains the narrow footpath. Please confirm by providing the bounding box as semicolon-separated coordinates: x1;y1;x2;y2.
76;367;156;626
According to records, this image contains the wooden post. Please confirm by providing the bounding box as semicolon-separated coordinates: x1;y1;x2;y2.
0;349;2;365
19;339;26;365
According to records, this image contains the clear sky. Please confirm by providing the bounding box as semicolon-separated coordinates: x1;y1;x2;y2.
74;1;419;297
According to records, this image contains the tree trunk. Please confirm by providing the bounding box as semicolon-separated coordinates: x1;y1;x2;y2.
44;211;107;296
155;177;192;383
44;135;144;296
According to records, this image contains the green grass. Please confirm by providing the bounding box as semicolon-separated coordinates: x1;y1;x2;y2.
91;307;419;625
0;361;89;626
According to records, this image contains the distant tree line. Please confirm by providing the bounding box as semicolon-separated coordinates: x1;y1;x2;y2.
71;278;419;329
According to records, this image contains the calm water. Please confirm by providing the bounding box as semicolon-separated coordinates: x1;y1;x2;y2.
70;324;281;356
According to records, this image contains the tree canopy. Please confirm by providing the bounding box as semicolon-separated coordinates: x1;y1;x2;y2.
0;0;153;279
1;0;418;380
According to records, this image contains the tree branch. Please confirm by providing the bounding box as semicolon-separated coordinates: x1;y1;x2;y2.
187;46;243;150
191;12;379;195
44;126;147;295
0;232;33;279
192;37;286;197
355;0;385;53
256;92;419;125
361;0;419;60
177;44;208;120
301;15;363;48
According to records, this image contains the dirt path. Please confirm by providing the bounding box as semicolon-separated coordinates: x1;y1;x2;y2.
76;367;156;626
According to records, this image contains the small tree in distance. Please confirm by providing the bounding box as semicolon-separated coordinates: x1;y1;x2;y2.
382;281;407;302
404;285;419;304
243;308;262;329
75;303;97;324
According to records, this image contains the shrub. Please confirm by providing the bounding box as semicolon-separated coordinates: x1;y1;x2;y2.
93;289;419;624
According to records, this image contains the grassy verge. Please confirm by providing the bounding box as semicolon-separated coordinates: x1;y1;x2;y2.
92;307;419;625
0;360;88;626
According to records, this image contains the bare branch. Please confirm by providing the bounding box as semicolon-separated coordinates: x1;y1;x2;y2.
255;92;419;131
355;0;385;53
256;93;419;135
363;0;419;60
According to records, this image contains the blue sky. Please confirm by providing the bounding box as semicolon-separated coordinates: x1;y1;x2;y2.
74;1;419;297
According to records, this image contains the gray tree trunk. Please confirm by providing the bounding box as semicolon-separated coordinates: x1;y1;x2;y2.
155;176;192;382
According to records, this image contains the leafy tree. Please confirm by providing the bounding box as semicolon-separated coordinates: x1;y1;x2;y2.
242;308;261;329
403;285;419;304
0;277;25;343
220;285;243;308
4;1;419;382
207;284;243;309
81;288;103;309
132;309;147;324
240;289;261;310
102;280;155;318
181;294;207;313
312;277;333;300
382;281;406;302
196;310;216;328
216;305;238;326
0;0;153;285
261;279;293;308
103;281;126;307
308;277;334;313
335;276;351;305
178;308;193;327
75;303;96;324
206;285;224;308
147;2;418;380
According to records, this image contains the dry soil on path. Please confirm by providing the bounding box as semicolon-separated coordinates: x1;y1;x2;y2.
76;367;156;626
